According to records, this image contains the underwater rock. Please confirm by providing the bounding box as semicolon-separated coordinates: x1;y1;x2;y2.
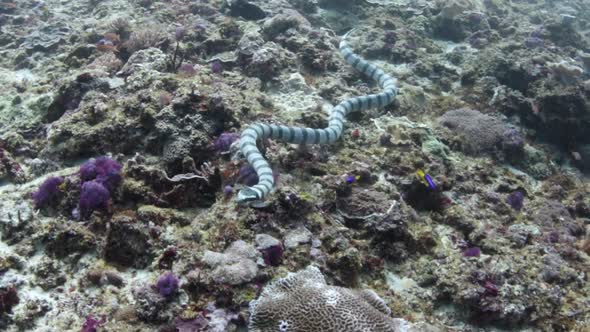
548;61;584;85
287;0;318;13
42;91;149;158
244;42;296;80
262;10;310;40
0;148;27;183
122;158;219;209
437;0;483;20
525;83;590;148
161;137;198;167
237;31;266;62
202;19;243;55
45;72;110;122
137;205;190;226
433;0;487;42
85;269;124;288
326;246;362;286
537;200;575;226
228;1;266;21
152;90;236;173
283;227;312;249
500;127;525;161
118;47;168;78
31;257;66;290
507;223;541;248
133;286;170;323
531;200;585;240
249;265;433;332
103;214;153;268
461;52;536;94
317;0;358;9
545;21;587;49
20;23;71;54
255;234;281;249
336;187;393;225
44;223;96;259
202;240;261;285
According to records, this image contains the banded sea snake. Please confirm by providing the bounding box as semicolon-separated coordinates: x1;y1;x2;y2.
236;30;398;204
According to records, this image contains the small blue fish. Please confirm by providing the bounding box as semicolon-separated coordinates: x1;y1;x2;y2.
345;174;361;184
416;169;436;190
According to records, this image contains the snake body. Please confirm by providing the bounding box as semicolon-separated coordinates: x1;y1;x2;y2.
236;31;398;204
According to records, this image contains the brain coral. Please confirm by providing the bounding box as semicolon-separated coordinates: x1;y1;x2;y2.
249;266;407;332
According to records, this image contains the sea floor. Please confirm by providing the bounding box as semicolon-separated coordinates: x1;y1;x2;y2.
1;0;590;331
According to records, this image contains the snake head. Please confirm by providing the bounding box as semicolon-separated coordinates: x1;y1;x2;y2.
236;187;261;205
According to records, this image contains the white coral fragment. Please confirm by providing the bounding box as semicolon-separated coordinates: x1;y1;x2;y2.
202;240;261;285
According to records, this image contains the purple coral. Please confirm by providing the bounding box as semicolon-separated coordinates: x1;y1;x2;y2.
462;247;481;257
237;165;258;186
211;60;223;74
32;176;64;208
525;36;544;48
175;26;186;41
482;280;499;297
0;286;19;314
81;315;105;332
545;231;560;243
156;271;179;297
80;156;122;192
506;190;525;211
260;244;284;266
214;132;240;153
178;63;197;77
223;185;234;198
79;181;110;218
175;315;208;332
80;161;97;182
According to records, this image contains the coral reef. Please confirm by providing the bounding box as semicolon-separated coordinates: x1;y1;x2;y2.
1;0;590;331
